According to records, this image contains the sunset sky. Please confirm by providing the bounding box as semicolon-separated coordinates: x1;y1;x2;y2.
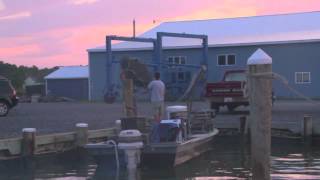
1;0;320;68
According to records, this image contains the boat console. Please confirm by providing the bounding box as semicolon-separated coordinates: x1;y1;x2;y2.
159;119;183;142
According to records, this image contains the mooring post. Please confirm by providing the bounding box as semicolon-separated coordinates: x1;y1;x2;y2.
239;116;247;135
123;79;136;117
115;119;122;135
303;114;313;144
75;123;88;147
247;48;272;180
21;128;36;157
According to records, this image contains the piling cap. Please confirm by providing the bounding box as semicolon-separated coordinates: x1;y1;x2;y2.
119;129;142;138
76;123;88;128
22;128;36;132
247;48;272;65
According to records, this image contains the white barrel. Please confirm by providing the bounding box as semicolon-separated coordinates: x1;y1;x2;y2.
166;105;187;119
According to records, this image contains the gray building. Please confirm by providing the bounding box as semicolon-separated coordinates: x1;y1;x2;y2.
88;11;320;101
45;66;89;100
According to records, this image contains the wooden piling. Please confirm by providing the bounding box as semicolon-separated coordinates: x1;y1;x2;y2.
239;116;247;135
303;114;313;143
75;123;88;147
21;128;36;157
123;78;137;117
247;48;272;180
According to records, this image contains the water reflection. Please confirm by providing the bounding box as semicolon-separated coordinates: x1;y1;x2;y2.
0;137;319;179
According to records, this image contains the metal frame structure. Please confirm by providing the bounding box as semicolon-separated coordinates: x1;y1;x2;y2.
156;32;208;75
105;32;209;98
105;36;157;92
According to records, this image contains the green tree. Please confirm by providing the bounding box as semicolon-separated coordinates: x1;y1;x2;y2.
0;61;58;93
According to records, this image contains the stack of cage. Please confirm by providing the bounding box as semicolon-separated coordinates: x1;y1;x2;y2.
189;110;215;133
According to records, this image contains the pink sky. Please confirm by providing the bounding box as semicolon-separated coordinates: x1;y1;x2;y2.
0;0;320;68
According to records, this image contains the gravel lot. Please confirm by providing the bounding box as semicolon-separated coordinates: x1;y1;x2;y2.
1;102;148;138
1;100;320;139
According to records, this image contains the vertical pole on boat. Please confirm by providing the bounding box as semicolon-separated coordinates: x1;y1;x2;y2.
21;128;36;157
75;123;88;147
247;48;272;180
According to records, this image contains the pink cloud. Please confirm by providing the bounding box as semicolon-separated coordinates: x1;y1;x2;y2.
1;0;320;68
0;11;31;21
0;22;155;67
0;44;40;57
0;0;5;11
68;0;99;5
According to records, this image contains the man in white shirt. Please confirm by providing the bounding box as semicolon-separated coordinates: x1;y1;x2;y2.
148;72;165;123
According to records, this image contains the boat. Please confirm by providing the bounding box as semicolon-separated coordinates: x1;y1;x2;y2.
85;106;219;168
142;129;219;167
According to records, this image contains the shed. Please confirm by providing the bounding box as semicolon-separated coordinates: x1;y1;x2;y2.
44;66;89;100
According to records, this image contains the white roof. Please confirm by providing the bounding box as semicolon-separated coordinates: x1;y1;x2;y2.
247;48;272;65
45;66;88;80
88;11;320;52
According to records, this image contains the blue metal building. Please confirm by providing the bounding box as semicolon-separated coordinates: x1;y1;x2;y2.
45;66;89;100
88;11;320;101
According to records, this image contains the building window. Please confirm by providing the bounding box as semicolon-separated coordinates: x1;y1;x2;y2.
295;72;311;84
167;56;187;67
168;57;173;64
174;57;180;64
218;55;226;65
217;54;236;66
180;57;186;65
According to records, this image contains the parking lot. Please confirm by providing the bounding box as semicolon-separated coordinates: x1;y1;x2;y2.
1;100;320;139
1;102;149;138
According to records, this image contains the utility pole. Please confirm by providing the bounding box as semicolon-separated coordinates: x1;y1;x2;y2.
133;19;136;38
247;48;272;180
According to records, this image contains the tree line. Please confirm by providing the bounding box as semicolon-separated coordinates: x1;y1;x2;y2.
0;61;58;91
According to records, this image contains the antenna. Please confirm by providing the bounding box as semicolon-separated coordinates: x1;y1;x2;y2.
133;19;136;38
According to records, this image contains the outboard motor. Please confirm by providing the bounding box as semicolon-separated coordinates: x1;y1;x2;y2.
118;130;143;169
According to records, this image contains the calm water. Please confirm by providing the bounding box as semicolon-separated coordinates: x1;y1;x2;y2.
0;137;320;180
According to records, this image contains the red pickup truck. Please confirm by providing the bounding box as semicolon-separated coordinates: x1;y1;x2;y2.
205;70;248;112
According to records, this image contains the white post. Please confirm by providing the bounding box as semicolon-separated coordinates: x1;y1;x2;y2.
247;48;272;180
22;128;37;157
115;119;122;135
75;123;88;147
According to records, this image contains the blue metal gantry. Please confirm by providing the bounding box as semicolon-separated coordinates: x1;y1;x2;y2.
105;32;208;99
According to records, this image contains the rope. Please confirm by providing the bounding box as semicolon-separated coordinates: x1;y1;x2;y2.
248;72;319;105
177;65;207;102
106;140;119;169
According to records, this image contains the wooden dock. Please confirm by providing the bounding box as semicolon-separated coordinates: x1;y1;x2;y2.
0;127;116;160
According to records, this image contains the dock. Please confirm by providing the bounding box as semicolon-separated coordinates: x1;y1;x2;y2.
1;100;319;160
0;126;116;160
